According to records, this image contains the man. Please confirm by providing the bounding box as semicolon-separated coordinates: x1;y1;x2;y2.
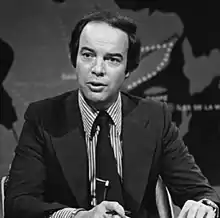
5;11;220;218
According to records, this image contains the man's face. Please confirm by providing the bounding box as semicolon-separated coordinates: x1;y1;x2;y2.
75;21;129;109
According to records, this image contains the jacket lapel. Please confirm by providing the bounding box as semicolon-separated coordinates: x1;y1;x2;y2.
121;93;156;213
52;90;90;209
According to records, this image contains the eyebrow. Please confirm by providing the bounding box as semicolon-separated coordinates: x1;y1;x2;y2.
80;47;94;53
80;46;124;59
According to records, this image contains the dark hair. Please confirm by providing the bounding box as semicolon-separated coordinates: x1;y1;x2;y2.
69;10;141;73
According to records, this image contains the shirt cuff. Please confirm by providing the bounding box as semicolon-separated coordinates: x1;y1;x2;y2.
199;198;219;218
49;208;85;218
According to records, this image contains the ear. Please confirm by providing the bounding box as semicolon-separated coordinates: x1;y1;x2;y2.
125;71;130;79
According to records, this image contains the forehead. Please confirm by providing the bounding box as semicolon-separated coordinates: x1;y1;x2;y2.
79;21;129;52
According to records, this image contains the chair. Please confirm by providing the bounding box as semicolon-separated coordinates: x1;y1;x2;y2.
156;175;174;218
1;175;174;218
1;175;8;218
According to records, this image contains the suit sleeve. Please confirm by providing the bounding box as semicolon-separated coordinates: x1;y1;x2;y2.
160;102;220;208
5;103;68;218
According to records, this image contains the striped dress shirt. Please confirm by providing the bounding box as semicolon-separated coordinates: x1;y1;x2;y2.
50;90;123;218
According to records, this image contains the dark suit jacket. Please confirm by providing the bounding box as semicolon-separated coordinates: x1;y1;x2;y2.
5;90;220;218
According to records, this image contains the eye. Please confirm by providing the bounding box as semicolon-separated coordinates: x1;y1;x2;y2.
106;57;121;64
82;52;94;59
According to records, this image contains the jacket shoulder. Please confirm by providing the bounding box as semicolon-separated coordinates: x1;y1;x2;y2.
24;90;76;123
122;91;168;116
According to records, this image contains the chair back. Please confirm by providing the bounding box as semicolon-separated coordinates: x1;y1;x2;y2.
156;176;174;218
1;176;8;218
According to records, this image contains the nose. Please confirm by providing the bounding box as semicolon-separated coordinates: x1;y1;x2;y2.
91;57;105;76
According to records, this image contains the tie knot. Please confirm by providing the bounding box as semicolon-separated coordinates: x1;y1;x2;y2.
91;111;111;137
96;111;111;128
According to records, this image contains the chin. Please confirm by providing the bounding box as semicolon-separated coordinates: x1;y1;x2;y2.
87;93;106;103
86;92;112;108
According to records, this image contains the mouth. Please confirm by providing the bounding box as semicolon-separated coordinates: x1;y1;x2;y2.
87;81;107;92
88;81;106;86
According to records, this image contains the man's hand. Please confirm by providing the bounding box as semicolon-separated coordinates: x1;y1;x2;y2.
178;200;216;218
76;201;126;218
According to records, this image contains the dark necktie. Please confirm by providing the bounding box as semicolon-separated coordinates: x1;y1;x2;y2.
95;111;124;206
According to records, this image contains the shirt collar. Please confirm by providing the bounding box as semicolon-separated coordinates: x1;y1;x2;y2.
78;90;122;138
